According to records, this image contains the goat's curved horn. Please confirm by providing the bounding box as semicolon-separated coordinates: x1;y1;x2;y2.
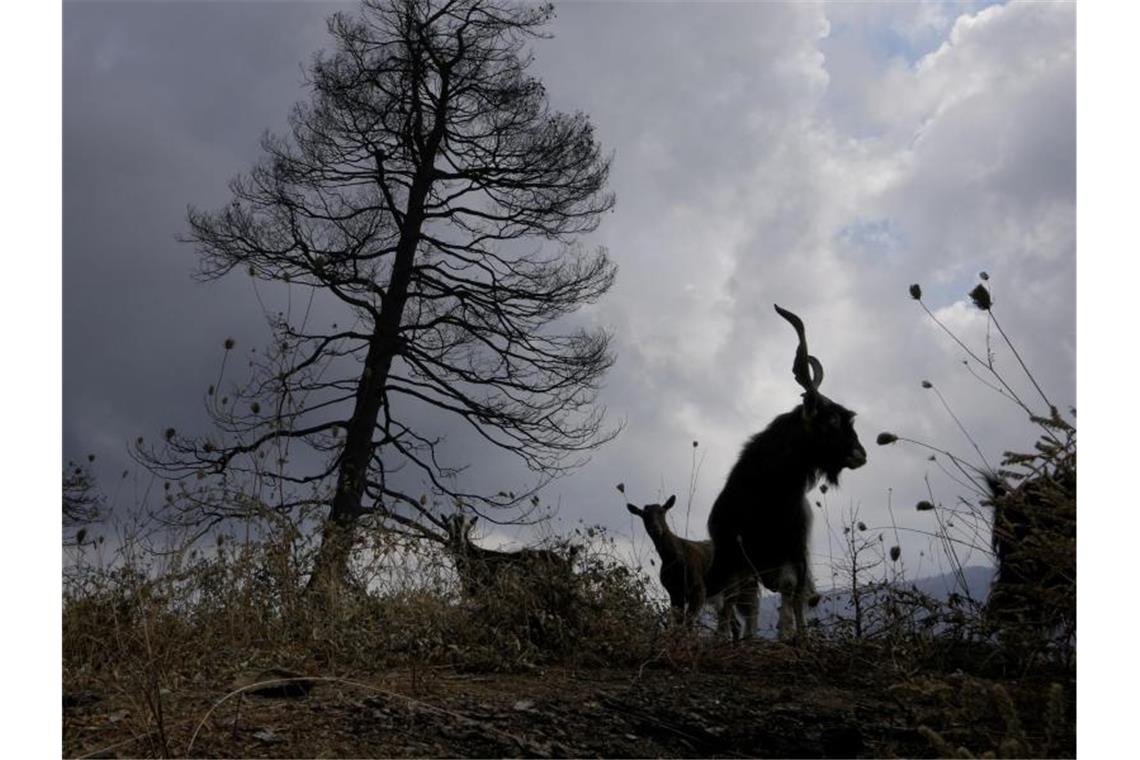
807;355;824;389
774;304;823;394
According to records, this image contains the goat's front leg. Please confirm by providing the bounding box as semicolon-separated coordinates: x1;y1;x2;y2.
668;588;687;628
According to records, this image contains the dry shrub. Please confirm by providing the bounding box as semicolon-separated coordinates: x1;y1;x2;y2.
63;519;663;700
426;529;663;671
986;410;1076;656
904;675;1073;758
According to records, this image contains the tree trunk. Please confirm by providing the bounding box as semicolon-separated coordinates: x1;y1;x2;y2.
306;167;435;592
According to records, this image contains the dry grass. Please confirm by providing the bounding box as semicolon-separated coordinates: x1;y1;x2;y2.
62;511;1074;758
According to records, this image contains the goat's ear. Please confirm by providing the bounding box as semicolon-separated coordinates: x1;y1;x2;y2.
663;494;677;510
626;503;643;516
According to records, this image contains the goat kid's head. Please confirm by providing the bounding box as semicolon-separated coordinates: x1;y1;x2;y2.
626;494;677;540
774;304;867;484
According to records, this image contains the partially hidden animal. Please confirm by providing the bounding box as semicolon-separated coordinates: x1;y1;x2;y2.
443;513;579;598
983;463;1075;637
706;305;867;639
627;495;758;640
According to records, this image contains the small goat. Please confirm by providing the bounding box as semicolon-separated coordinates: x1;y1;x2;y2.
706;305;867;640
627;495;758;640
443;513;578;598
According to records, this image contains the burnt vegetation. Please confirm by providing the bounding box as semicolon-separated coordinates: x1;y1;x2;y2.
63;0;1074;755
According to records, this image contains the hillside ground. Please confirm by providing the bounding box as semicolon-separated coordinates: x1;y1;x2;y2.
64;632;1073;759
62;508;1075;759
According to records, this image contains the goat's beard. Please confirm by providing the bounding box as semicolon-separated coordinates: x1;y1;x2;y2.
807;466;844;490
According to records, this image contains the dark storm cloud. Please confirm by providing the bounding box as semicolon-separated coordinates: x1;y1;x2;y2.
62;2;1075;577
63;2;345;469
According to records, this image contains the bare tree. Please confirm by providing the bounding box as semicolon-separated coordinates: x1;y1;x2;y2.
63;462;103;545
139;0;616;588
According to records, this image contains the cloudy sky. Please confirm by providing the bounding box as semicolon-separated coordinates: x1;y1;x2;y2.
60;0;1076;592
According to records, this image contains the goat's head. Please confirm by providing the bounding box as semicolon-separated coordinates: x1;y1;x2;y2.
626;494;677;541
443;513;477;554
774;304;867;484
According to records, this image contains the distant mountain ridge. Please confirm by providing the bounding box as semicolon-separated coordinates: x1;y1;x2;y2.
739;565;994;639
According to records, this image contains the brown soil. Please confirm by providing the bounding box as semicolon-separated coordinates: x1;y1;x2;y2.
63;640;1073;759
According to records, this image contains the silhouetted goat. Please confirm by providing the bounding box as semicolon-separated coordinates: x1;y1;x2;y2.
983;466;1075;638
627;495;758;640
706;305;867;639
443;513;579;598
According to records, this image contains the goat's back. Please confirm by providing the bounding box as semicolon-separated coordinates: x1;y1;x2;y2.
656;537;714;597
453;543;577;596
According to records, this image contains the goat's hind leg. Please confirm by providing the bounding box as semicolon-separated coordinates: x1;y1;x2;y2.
716;596;742;643
738;583;758;641
712;593;733;641
729;604;743;643
726;578;757;643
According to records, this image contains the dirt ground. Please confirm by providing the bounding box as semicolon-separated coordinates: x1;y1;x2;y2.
63;639;1074;759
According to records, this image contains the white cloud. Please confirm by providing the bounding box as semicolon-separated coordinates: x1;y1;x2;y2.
538;1;1075;585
